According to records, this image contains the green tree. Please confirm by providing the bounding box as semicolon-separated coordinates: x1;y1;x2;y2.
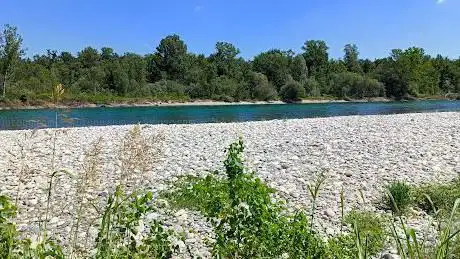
330;72;384;98
78;47;100;69
0;24;25;97
301;40;329;78
101;47;117;61
247;72;277;100
343;44;362;73
280;80;305;102
290;54;308;82
209;42;240;77
252;49;290;91
155;34;188;81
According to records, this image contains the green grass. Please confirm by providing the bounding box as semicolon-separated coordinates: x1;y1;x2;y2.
162;174;230;218
414;179;460;217
385;181;412;214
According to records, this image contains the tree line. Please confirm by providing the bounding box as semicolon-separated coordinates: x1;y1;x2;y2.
1;24;460;105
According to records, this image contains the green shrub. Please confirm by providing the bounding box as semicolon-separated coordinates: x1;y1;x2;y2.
247;72;278;101
280;80;305;102
414;179;460;216
329;72;385;99
326;211;386;259
345;211;386;256
164;174;230;218
164;139;327;258
385;181;412;214
0;195;65;259
95;186;176;258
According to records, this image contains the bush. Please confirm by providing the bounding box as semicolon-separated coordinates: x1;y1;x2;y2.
165;174;230;218
280;80;305;102
385;181;412;214
303;77;322;97
247;72;278;101
95;186;176;258
414;179;460;216
329;72;385;99
164;139;327;258
326;211;386;258
150;80;187;98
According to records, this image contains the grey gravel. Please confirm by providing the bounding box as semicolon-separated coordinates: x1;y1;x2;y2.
0;112;459;257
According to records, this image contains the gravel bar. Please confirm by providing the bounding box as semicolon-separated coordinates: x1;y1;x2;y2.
1;112;459;257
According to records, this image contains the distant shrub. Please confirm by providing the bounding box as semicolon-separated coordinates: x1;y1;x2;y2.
385;181;412;214
150;80;187;98
248;72;278;101
303;77;321;97
330;72;385;99
209;76;239;99
280;80;305;102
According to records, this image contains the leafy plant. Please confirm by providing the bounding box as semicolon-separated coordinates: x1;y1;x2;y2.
95;186;176;258
164;174;230;218
414;179;460;216
326;210;386;259
385;181;412;214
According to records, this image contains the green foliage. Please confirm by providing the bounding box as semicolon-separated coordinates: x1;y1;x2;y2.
414;179;460;216
389;198;460;259
302;40;329;78
345;211;386;256
252;49;291;91
303;77;321;97
330;72;385;98
280;80;306;102
165;174;230;218
247;71;278;101
0;195;65;259
154;34;188;81
165;139;327;258
344;44;362;74
2;23;460;105
385;181;412;214
95;186;176;258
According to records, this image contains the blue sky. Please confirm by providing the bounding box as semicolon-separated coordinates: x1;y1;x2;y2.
2;0;459;59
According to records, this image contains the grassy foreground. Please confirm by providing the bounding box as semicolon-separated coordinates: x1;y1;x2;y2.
1;126;460;258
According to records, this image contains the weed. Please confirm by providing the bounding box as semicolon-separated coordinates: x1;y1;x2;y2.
385;181;412;214
164;174;230;218
118;125;163;191
95;186;176;258
414;179;460;217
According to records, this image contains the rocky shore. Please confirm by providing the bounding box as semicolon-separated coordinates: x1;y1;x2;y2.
0;112;459;257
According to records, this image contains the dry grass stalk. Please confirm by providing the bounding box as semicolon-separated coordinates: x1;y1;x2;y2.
69;137;104;257
118;125;164;191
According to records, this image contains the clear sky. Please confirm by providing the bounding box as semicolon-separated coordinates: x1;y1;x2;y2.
1;0;459;59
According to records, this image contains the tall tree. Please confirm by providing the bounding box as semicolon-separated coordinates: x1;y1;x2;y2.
301;40;329;78
343;44;361;73
209;42;240;77
0;24;25;97
252;49;290;91
290;54;308;82
155;34;188;81
78;47;100;69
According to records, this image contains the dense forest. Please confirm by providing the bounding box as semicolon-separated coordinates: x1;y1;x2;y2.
1;24;460;106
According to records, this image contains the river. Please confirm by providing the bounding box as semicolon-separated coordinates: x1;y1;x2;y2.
0;100;459;130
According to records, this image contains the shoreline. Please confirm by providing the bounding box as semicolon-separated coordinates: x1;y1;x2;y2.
0;96;457;111
0;97;395;110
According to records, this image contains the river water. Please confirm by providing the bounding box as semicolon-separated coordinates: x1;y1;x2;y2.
0;100;459;130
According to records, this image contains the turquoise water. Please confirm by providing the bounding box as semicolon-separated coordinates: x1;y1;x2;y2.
0;100;459;130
